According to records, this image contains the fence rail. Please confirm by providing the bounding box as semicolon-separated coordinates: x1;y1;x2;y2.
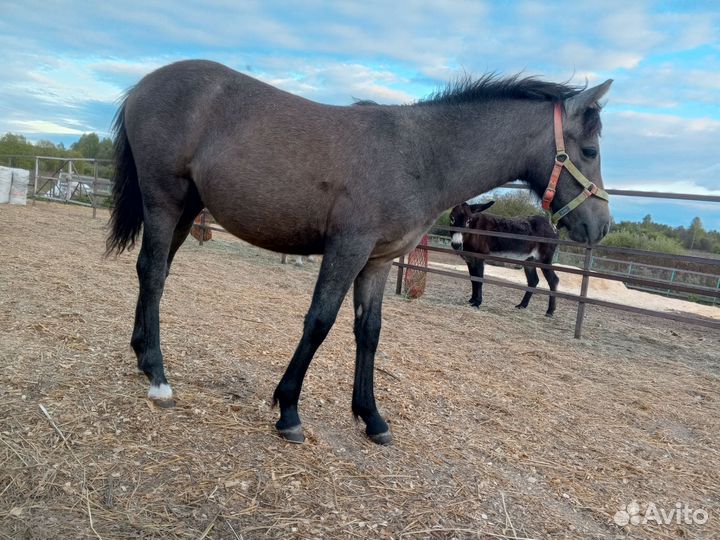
25;157;114;218
192;213;719;338
396;224;719;337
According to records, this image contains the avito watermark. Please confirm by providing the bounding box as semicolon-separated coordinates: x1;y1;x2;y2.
614;501;709;527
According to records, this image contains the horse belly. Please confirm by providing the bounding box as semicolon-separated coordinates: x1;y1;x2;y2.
204;196;326;254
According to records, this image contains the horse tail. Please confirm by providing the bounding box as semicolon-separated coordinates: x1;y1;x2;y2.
105;92;143;256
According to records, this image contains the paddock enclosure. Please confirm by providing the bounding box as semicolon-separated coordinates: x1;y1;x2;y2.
1;202;719;539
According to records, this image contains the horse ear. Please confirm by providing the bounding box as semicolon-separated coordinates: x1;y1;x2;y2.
470;200;495;214
565;79;613;118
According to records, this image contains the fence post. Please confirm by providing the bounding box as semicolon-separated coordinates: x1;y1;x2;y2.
198;209;207;246
715;277;720;307
92;159;98;219
66;161;72;202
33;157;39;205
281;254;287;264
574;245;593;339
667;270;676;297
395;255;405;295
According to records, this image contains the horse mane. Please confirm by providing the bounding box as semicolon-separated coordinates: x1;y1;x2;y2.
352;99;380;106
420;73;585;105
419;73;602;136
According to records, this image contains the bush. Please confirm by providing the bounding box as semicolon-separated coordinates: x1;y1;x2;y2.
470;190;543;218
600;230;685;255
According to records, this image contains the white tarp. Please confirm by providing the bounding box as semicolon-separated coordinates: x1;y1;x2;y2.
0;166;11;204
10;168;30;205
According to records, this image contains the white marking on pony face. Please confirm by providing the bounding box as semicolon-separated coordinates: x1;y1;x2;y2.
356;305;363;318
530;247;540;260
148;383;173;400
451;233;464;249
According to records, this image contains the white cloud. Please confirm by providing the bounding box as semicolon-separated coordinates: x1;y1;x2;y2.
610;180;720;196
257;62;416;104
8;120;87;135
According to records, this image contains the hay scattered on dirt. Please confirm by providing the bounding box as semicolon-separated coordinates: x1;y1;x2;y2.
0;202;719;539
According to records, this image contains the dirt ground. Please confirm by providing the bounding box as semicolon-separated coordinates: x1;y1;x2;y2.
1;202;719;540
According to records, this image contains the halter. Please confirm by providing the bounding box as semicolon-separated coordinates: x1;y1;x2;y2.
541;102;609;225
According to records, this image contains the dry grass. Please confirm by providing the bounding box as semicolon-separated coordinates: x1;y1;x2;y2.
0;201;718;539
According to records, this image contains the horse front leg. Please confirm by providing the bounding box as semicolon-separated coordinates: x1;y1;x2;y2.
352;260;393;444
273;237;373;443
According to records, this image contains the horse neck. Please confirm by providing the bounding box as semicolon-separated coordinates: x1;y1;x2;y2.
408;99;552;213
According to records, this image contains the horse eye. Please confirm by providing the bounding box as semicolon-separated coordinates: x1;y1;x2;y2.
450;217;455;225
582;147;598;159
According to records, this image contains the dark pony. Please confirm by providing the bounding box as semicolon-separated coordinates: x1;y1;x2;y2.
449;201;560;316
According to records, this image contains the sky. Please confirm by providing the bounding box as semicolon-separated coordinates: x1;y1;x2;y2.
0;0;718;230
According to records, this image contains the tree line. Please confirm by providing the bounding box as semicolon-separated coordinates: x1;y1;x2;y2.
0;132;113;170
0;132;114;178
607;214;720;255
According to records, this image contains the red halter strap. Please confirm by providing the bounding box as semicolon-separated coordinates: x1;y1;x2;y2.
541;103;566;212
541;103;609;224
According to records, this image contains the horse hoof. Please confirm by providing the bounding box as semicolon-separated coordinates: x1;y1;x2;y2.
545;312;554;318
515;304;527;309
152;398;176;409
278;424;305;444
369;430;393;445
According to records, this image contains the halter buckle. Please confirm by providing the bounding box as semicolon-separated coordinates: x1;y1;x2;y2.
555;151;568;163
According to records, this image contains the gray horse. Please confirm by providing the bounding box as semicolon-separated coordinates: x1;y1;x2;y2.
106;60;611;445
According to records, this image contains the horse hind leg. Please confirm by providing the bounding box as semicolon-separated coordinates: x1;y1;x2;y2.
131;186;203;373
166;188;204;274
131;177;196;406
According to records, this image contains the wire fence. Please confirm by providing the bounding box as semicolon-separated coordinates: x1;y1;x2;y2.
1;155;113;218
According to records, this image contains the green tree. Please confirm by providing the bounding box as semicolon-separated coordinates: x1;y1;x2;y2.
97;137;113;160
687;216;705;250
70;133;100;158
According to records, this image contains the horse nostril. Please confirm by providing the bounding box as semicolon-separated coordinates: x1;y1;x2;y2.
602;222;610;238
